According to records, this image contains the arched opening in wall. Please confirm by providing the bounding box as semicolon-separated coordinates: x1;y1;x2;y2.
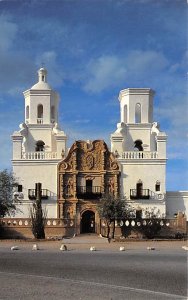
134;140;143;151
155;181;160;192
35;140;45;152
26;105;29;120
81;210;95;233
135;103;141;123
37;104;43;123
124;105;127;123
51;106;55;123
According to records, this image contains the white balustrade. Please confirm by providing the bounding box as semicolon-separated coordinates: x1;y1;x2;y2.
37;118;43;124
121;151;158;159
22;152;58;160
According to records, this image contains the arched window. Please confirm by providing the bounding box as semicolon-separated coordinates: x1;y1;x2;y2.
37;104;43;118
134;140;143;151
135;103;141;123
35;140;45;152
124;105;127;123
51;106;55;122
155;181;160;192
26;105;29;120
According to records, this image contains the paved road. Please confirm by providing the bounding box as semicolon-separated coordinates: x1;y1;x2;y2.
0;247;187;300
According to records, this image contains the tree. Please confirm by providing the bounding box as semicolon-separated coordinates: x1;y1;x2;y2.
97;194;129;239
30;183;47;239
0;169;18;218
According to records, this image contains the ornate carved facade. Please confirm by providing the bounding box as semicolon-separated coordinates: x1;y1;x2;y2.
57;140;120;234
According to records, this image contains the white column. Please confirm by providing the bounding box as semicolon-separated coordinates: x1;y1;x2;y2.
55;134;67;159
156;133;167;159
12;132;23;159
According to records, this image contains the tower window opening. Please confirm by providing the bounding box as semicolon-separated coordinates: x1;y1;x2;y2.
42;75;45;81
155;181;160;192
51;106;55;122
124;105;127;123
26;105;29;120
135;103;141;123
37;104;43;118
134;140;143;151
35;140;45;152
37;104;43;123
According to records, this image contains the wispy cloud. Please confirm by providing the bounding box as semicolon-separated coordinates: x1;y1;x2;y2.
83;55;127;93
73;119;90;124
81;50;169;93
0;14;18;51
35;51;64;87
0;1;186;190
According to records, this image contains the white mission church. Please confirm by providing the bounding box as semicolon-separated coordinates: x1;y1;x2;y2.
10;67;187;236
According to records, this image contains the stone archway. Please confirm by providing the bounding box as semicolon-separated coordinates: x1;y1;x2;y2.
81;210;95;233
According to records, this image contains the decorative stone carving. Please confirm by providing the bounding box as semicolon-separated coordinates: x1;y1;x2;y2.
85;154;94;169
63;177;74;197
57;139;120;223
85;176;95;180
108;178;115;194
66;206;73;218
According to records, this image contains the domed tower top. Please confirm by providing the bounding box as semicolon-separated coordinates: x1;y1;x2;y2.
23;67;59;125
38;67;47;82
31;67;51;90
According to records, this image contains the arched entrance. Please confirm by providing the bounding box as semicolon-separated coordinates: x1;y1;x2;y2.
81;210;95;233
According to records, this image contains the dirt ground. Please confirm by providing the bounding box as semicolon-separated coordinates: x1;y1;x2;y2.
0;236;187;251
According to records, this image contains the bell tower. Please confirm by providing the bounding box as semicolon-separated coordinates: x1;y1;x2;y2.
119;88;154;124
111;88;167;218
24;67;59;126
11;67;68;218
13;67;67;156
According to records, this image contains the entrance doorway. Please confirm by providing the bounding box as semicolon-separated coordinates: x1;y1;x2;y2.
81;210;95;233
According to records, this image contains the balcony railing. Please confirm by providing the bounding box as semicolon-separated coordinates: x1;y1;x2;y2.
121;151;158;159
130;189;150;200
76;186;102;199
37;118;43;124
28;189;49;200
22;152;58;160
130;189;164;200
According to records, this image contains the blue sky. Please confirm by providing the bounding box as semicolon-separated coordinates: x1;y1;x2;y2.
0;0;187;190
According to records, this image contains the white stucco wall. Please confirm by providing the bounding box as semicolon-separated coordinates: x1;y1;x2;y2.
120;161;166;197
166;191;188;219
119;161;166;216
25;126;54;152
11;203;57;219
12;161;59;218
123;124;154;151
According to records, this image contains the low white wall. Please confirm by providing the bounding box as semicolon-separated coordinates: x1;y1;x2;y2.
166;191;188;219
10;203;57;219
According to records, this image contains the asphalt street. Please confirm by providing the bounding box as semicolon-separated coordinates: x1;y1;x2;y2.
0;248;187;300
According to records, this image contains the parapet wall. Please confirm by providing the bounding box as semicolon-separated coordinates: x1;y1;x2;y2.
0;215;187;239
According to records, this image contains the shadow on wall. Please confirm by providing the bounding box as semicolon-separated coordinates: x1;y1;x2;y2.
0;225;27;239
166;192;187;218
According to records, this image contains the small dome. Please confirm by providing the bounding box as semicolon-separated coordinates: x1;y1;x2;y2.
30;67;51;90
39;67;47;72
31;81;51;90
